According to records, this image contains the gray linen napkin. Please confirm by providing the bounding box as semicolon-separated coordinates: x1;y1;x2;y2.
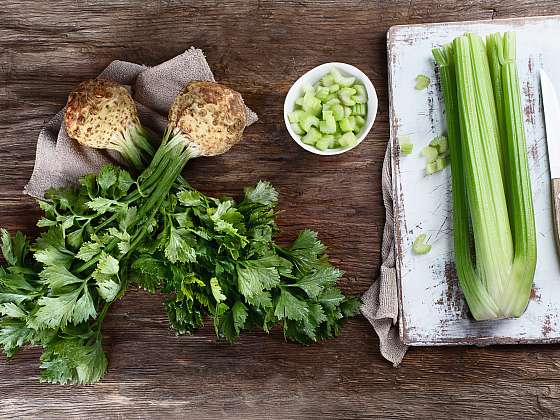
24;47;258;198
361;146;408;366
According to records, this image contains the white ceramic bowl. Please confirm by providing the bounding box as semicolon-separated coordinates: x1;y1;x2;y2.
284;62;378;155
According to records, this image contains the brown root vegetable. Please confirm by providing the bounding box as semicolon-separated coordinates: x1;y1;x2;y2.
168;81;247;157
64;79;154;170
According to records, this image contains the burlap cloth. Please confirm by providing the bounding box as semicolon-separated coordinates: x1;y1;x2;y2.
360;146;408;365
24;47;257;198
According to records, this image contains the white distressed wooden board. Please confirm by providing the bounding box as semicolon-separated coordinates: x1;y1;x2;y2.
389;15;560;346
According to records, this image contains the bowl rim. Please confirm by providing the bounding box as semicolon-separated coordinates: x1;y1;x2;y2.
283;62;378;156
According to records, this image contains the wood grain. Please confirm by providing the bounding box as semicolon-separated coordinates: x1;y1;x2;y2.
1;1;560;418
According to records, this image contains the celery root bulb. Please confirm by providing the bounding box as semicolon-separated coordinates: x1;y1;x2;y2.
168;81;247;157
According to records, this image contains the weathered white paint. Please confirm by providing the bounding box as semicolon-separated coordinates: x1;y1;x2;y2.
389;16;560;345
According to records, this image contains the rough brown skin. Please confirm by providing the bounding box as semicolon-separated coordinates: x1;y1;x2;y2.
168;81;247;156
64;79;141;149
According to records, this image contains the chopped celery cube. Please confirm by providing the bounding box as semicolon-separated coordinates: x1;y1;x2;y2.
288;110;305;123
325;93;338;102
354;84;366;97
352;103;367;116
301;114;320;132
338;132;357;148
354;115;365;127
400;142;413;156
412;233;431;255
301;127;321;145
414;74;430;90
354;94;367;104
295;97;304;107
339;117;356;132
421;145;438;163
329;84;340;93
429;135;448;154
290;122;305;135
319;114;337;134
326;97;341;106
435;157;448;171
425;161;438;175
399;136;413;156
322;109;333;120
331;104;345;121
302;89;319;110
339;87;357;106
344;106;352;117
321;74;335;87
322;104;330;114
302;83;314;94
339;87;357;97
315;135;335;151
316;86;330;101
330;68;356;87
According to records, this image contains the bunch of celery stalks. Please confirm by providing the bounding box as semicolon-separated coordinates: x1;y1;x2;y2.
0;80;358;384
432;31;537;321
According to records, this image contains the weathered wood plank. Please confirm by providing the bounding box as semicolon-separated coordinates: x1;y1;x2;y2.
1;1;560;418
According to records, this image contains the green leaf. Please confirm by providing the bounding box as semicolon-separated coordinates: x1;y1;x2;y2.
33;289;80;329
165;227;197;263
97;279;120;302
232;301;248;334
95;253;119;276
210;277;226;302
244;181;278;206
0;302;27;319
97;165;118;190
237;263;280;298
39;336;107;385
177;190;202;206
39;266;83;291
33;227;72;267
34;247;73;268
274;289;309;321
76;241;102;261
245;291;273;309
72;288;97;323
86;197;119;214
38;200;56;218
130;255;168;292
80;173;98;197
37;217;57;228
294;266;343;298
118;206;137;231
66;227;84;249
57;215;75;231
0;319;35;358
117;169;134;192
1;229;16;266
340;297;361;317
318;287;345;309
290;229;326;255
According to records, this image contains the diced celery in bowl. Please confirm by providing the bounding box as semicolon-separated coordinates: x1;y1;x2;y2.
284;63;378;155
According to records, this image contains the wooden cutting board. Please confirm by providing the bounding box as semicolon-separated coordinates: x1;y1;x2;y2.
388;15;560;346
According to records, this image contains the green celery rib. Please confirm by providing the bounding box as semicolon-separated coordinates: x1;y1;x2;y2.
433;32;536;320
454;34;513;308
432;45;500;320
498;32;537;316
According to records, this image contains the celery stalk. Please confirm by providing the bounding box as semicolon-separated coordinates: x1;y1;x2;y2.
432;32;536;320
498;32;537;316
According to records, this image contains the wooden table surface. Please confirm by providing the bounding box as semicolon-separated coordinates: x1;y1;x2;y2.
2;1;560;418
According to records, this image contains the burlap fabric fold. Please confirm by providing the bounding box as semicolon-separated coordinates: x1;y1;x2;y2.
361;146;408;365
